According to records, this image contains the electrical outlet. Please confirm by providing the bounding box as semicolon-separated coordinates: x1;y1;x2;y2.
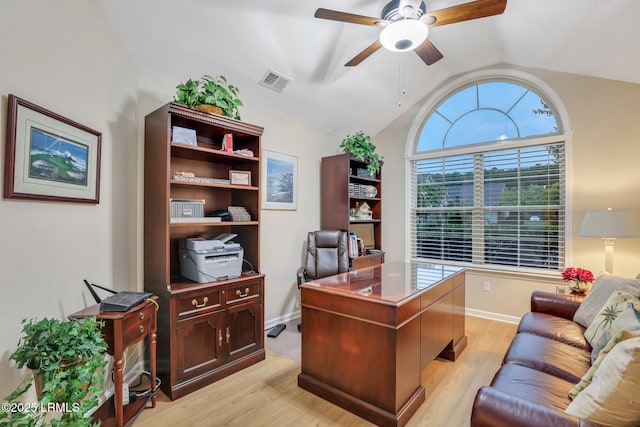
122;382;129;405
482;281;491;292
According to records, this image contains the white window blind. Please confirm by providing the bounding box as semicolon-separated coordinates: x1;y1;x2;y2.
410;143;565;271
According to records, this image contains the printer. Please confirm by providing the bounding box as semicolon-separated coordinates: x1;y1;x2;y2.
178;234;244;283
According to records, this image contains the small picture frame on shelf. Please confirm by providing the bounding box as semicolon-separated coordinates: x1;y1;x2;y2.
351;223;375;248
229;170;251;186
171;126;197;146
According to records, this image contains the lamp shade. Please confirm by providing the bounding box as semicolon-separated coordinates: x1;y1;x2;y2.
579;210;640;238
379;19;428;52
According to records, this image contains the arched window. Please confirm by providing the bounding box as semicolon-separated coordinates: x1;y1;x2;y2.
408;72;569;273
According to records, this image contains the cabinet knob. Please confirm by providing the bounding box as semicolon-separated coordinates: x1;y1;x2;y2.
139;312;145;320
139;325;145;334
192;296;209;308
236;288;250;298
218;329;223;347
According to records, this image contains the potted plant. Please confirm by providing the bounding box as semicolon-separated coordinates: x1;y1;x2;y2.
339;131;383;175
1;317;107;427
173;74;244;120
173;78;200;108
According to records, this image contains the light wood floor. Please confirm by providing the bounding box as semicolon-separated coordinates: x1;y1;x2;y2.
134;316;516;427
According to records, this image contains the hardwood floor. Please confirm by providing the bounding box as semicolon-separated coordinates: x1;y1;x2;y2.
134;316;516;427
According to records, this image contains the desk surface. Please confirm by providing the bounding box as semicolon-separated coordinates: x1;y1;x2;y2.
301;261;464;304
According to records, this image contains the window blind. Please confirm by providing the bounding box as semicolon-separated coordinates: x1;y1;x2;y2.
410;143;565;272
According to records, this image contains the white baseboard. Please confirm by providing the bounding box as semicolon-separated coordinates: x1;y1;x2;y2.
466;308;521;325
265;311;300;329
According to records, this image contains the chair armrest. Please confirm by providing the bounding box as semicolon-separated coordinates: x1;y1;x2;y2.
297;266;306;288
531;291;584;320
471;387;599;427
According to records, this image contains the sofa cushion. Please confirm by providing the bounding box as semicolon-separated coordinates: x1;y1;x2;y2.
565;337;640;426
573;272;640;328
518;312;591;350
503;333;591;383
584;288;640;362
569;329;640;399
489;363;575;413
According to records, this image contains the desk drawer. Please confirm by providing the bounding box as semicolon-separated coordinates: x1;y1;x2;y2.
177;289;223;318
421;277;453;309
122;303;156;347
224;280;261;305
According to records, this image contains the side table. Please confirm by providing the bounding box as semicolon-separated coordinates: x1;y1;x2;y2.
70;296;158;427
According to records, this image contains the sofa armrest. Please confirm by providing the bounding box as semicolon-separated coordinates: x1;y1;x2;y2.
471;387;599;427
530;291;584;320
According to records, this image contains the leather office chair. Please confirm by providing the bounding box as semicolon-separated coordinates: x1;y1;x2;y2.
296;230;350;331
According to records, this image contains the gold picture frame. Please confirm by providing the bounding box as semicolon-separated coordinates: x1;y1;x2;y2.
351;223;375;248
229;170;251;186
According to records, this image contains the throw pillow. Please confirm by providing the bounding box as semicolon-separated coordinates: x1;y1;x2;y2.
573;272;640;328
583;288;640;362
569;329;640;399
565;337;640;426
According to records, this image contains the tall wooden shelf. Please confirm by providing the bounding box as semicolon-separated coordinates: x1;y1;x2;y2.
321;153;384;269
144;103;265;400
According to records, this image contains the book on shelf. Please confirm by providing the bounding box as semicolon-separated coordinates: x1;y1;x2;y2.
348;233;365;258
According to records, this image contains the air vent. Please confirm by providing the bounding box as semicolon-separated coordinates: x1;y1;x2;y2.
258;69;291;93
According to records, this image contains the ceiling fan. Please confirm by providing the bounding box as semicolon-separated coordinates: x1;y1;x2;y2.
314;0;507;67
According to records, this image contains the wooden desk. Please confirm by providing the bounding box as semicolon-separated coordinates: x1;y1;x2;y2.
298;262;466;427
70;297;158;427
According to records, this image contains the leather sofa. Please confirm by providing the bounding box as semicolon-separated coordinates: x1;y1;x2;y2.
471;291;601;427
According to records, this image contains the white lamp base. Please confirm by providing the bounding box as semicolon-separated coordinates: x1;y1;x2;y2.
603;237;615;273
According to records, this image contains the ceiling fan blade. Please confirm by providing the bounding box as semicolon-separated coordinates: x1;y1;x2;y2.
315;8;386;27
425;0;507;28
345;39;383;66
414;39;444;65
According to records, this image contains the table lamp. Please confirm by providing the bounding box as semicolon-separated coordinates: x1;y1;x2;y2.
578;209;640;273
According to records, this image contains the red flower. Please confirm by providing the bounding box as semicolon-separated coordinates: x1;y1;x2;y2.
561;267;594;283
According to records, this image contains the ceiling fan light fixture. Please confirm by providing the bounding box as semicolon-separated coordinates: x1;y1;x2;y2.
379;19;428;52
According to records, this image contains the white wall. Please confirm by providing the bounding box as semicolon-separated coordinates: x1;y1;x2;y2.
375;64;640;319
0;0;139;398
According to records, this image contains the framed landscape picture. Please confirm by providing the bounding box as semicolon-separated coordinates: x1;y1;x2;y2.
262;150;297;210
4;95;102;203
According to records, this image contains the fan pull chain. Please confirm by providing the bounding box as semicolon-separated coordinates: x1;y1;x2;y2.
398;54;407;107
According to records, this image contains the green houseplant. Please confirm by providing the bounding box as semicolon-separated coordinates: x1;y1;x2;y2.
173;74;244;120
1;317;108;427
339;131;383;175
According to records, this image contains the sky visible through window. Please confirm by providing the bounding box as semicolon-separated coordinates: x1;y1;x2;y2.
417;81;559;154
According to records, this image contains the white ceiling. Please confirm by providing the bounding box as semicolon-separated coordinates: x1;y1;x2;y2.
95;0;640;136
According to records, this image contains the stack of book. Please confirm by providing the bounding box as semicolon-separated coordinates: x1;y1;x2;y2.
228;206;251;222
348;232;365;258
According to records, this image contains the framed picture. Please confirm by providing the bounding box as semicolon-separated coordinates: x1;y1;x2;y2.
229;170;251;186
4;95;102;204
262;150;297;210
351;223;375;248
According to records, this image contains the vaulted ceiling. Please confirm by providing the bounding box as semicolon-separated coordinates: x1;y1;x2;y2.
95;0;640;136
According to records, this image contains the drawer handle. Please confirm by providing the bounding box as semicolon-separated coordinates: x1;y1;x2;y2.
218;329;223;347
192;296;209;308
139;325;145;334
139;312;145;320
236;288;250;298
